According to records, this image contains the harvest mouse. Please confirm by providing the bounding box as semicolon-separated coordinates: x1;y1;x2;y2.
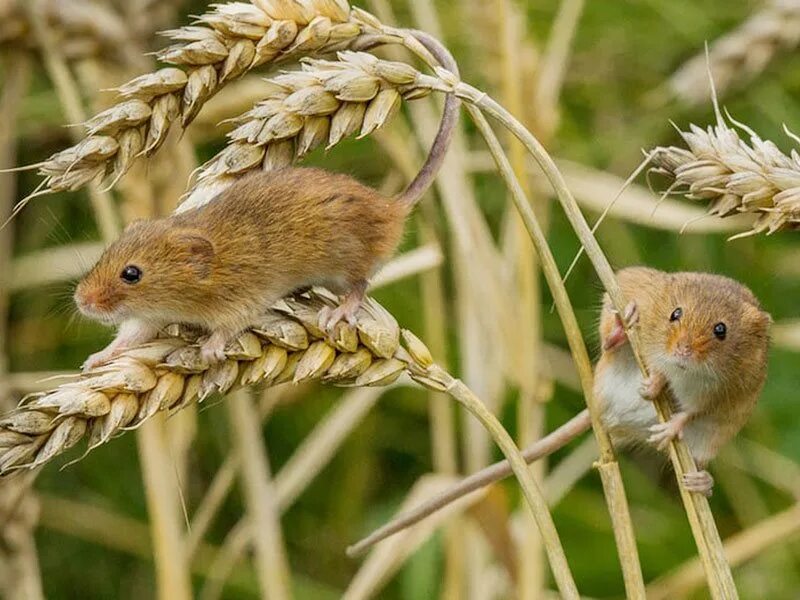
348;267;772;553
595;266;771;495
74;41;460;370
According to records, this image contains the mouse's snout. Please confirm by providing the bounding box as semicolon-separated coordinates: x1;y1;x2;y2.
74;281;119;321
667;326;711;364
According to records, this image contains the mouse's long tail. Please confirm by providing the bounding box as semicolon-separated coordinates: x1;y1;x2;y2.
395;30;461;208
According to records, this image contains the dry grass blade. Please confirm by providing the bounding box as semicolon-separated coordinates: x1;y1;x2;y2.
666;0;800;106
22;0;386;203
650;104;800;237
180;49;449;209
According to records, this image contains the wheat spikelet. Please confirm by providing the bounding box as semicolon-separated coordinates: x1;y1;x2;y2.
181;50;447;210
0;290;446;474
24;0;383;200
667;0;800;105
649;108;800;237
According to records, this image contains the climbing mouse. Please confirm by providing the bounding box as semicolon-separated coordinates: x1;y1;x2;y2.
345;267;772;554
595;266;771;495
74;41;459;370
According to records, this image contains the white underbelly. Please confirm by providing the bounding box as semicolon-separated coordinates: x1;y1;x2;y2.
594;353;658;445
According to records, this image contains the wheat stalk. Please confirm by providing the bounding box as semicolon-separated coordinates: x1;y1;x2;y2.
181;49;448;209
18;0;385;204
649;106;800;237
666;0;800;106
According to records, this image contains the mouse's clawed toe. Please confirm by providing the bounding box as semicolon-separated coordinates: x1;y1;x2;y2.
319;281;367;334
646;410;690;450
639;371;666;400
200;332;229;364
318;304;358;333
602;300;639;352
82;347;117;371
682;470;714;497
622;300;639;328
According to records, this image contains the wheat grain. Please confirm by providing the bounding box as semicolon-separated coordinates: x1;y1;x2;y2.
0;290;447;474
24;0;385;202
667;0;800;106
181;50;447;210
649;108;800;236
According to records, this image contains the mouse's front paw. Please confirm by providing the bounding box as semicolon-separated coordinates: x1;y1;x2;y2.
82;347;118;372
646;410;690;451
639;371;666;400
682;470;714;497
603;300;639;352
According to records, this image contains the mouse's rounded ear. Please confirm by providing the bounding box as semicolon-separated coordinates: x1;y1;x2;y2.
743;302;772;330
170;228;215;279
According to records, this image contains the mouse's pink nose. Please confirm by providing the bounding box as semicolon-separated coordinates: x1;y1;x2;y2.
673;340;693;359
75;287;107;313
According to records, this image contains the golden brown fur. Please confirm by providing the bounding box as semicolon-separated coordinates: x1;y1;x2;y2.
595;267;770;471
75;167;409;336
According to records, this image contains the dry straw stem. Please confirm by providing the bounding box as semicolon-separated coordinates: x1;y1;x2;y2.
647;503;800;600
466;152;753;234
0;51;44;600
666;0;800;106
225;390;291;600
492;1;546;595
182;47;448;209
650;104;800;238
402;27;645;596
136;416;193;600
448;75;738;598
20;0;386;203
461;106;645;599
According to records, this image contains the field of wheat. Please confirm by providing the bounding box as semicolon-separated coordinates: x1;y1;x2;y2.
1;0;800;598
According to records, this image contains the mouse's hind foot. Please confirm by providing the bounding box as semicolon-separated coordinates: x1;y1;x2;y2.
682;470;714;497
200;330;231;364
318;281;367;333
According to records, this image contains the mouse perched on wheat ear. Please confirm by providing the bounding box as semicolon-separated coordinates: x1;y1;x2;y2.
595;266;771;495
73;45;460;371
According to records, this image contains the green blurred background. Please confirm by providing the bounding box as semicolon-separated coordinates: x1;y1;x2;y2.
3;0;800;598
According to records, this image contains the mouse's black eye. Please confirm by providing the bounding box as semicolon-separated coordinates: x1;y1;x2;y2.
713;322;727;340
669;307;683;322
120;265;142;284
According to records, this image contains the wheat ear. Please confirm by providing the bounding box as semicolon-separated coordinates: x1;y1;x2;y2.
650;108;800;237
667;0;800;106
20;0;384;199
0;291;426;473
181;49;448;209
